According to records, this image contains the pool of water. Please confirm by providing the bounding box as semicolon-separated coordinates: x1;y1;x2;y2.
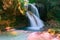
17;27;44;32
0;30;30;40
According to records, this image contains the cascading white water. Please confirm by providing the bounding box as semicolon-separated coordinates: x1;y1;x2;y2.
26;11;44;30
25;4;44;30
26;11;37;27
28;4;40;17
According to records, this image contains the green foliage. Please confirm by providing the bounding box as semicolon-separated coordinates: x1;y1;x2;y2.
18;0;24;9
46;0;60;20
29;0;35;3
0;0;28;31
35;0;60;20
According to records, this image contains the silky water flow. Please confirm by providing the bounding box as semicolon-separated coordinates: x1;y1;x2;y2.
26;4;44;31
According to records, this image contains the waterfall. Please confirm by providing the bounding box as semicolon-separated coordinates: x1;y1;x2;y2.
28;4;40;17
23;3;44;31
26;11;37;27
26;11;44;30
